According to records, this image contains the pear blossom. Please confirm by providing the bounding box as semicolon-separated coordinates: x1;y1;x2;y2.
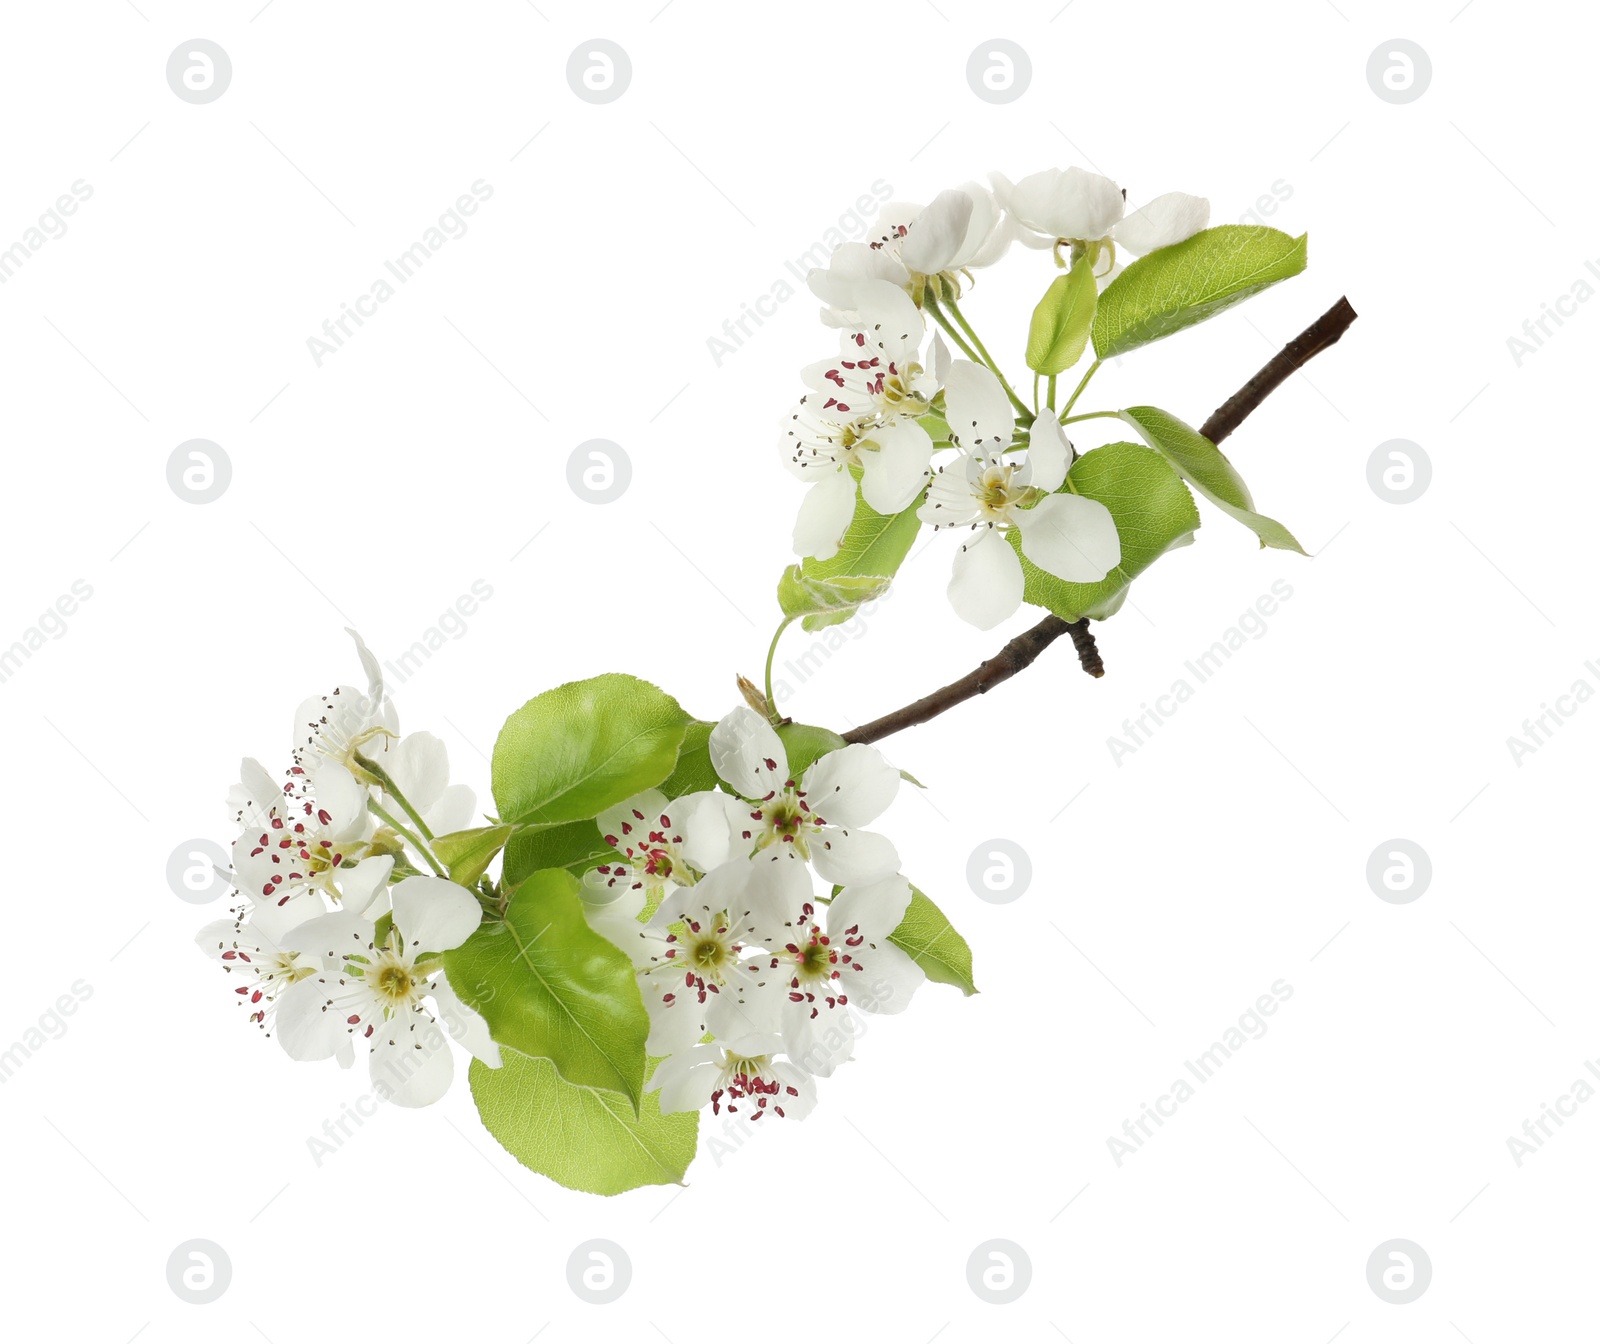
382;730;477;841
992;166;1209;277
919;361;1121;630
271;876;496;1108
746;861;925;1076
708;706;901;886
583;787;743;907
291;628;398;783
229;757;393;921
648;1032;818;1120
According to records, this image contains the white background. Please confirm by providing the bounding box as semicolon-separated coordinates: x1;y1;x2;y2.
0;1;1592;1339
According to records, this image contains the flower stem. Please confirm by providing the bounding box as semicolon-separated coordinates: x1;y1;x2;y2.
1060;360;1101;419
939;295;1034;423
369;798;447;877
923;292;984;366
764;616;798;723
357;754;437;842
1059;409;1123;426
1046;374;1057;412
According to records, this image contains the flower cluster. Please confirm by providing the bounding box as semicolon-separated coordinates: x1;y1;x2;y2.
780;167;1210;630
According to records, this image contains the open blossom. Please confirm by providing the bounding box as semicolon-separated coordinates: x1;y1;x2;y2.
229;757;393;921
584;787;743;908
919;361;1121;629
292;628;397;783
747;860;925;1076
783;282;947;561
271;876;496;1108
648;1033;818;1121
992;167;1209;276
383;730;476;840
709;706;901;886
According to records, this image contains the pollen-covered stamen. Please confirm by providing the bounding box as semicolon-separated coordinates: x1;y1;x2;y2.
206;918;319;1034
749;782;827;858
778;902;859;1020
597;807;696;894
708;1049;801;1119
643;913;745;1006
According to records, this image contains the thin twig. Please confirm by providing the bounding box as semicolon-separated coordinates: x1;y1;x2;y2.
841;296;1357;746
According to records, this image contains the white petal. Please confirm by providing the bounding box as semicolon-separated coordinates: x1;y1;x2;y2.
810;826;901;887
596;788;669;853
346;627;385;708
1026;417;1070;494
1016;493;1121;583
1006;166;1125;241
273;979;350;1062
918;455;980;528
391;875;481;954
859;419;933;515
709;707;789;800
652;1054;718;1114
792;470;857;562
948;528;1024;630
431;972;500;1067
676;790;744;873
942;361;1014;453
368;1008;454;1107
388;732;449;814
339;854;394;919
783;1003;857;1079
315;762;369;840
807;243;907;309
801;743;899;828
850;942;926;1016
828;873;914;944
1113;192;1209;256
423;783;475;837
900;188;975;275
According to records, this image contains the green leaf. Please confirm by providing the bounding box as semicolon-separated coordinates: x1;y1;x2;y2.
1009;440;1201;622
658;719;720;797
492;673;690;827
502;820;619;887
890;887;978;996
1025;255;1098;375
471;1049;698;1196
1119;406;1305;554
442;868;650;1111
778;566;892;634
431;824;514;888
801;492;922;585
776;721;847;778
1092;226;1307;360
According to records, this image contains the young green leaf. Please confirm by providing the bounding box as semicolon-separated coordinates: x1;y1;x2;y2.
501;820;620;887
801;491;922;585
778;566;892;633
1009;440;1200;622
442;868;651;1111
1120;405;1305;553
470;1049;698;1195
775;721;848;778
430;824;514;888
1092;226;1307;360
890;887;978;996
1025;255;1097;375
657;719;720;797
492;673;690;827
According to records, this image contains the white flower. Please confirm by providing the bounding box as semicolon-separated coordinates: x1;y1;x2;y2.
648;1033;818;1121
272;876;496;1108
383;730;476;840
747;862;925;1076
918;361;1121;630
709;707;901;886
229;757;392;921
583;787;743;910
782;283;947;561
620;856;795;1056
992;167;1209;276
291;628;397;784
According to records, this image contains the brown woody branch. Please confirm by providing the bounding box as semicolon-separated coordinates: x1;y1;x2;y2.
841;295;1357;747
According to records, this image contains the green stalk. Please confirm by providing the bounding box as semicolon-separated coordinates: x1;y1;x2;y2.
941;295;1033;422
368;798;446;877
764;616;798;723
1059;360;1103;420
